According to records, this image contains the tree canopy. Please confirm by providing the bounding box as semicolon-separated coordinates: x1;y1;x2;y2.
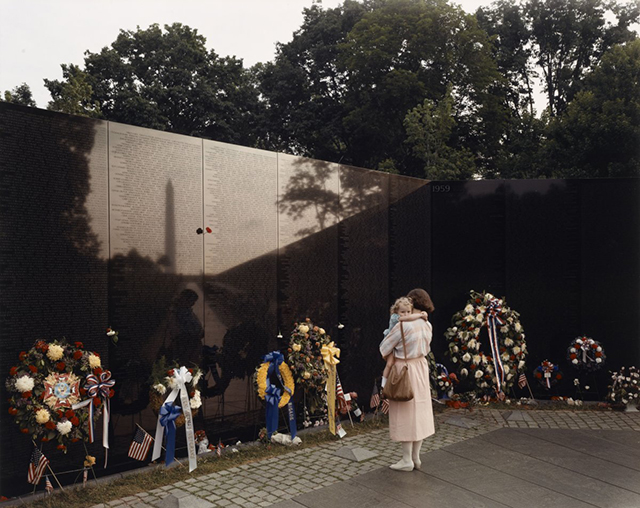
16;0;640;179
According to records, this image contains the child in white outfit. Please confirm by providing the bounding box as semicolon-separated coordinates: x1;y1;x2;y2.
381;296;428;390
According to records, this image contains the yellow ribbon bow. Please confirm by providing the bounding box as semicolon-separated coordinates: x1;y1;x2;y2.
321;342;340;367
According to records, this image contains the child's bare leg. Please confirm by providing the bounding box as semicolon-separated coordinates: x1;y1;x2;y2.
381;355;395;388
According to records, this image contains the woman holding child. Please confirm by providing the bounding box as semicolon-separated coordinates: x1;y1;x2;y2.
379;288;435;471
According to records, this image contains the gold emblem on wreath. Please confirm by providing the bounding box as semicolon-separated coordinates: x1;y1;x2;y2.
43;372;81;409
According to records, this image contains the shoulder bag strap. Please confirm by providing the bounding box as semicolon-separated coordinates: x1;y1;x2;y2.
400;322;409;364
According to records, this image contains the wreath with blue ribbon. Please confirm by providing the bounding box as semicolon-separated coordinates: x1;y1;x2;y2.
255;351;296;439
445;290;528;396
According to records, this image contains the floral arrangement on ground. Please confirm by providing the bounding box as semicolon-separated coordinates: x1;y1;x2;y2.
149;357;202;426
534;360;562;389
567;336;605;371
254;353;295;408
286;318;332;413
607;366;639;408
445;290;527;395
5;339;111;449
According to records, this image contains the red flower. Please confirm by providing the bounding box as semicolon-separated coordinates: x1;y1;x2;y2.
80;388;87;395
57;444;66;451
41;437;49;442
93;397;102;407
9;366;18;376
71;438;80;443
73;351;83;360
168;369;175;376
21;428;29;434
188;368;193;374
45;421;55;430
470;364;476;370
206;227;212;233
570;354;577;359
75;341;84;348
93;368;103;376
19;352;27;361
108;389;115;398
28;365;37;373
93;352;100;358
595;352;602;357
70;417;79;426
535;372;542;378
556;374;563;380
56;362;66;371
8;408;17;416
65;410;75;419
591;343;598;349
22;391;32;399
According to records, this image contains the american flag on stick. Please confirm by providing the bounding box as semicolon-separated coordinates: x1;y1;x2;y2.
370;383;380;409
217;439;222;458
128;427;153;461
336;378;347;412
27;447;49;485
518;373;527;389
380;399;390;415
45;476;53;494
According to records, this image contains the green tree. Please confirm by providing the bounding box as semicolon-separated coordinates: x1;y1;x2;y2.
257;1;370;158
47;23;261;144
45;64;101;117
3;83;37;107
403;87;477;180
541;40;640;178
526;0;639;117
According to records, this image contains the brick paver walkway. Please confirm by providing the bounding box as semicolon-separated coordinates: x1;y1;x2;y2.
92;408;640;508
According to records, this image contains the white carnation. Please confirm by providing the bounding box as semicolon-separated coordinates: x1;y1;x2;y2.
56;421;72;435
192;371;202;385
166;376;177;390
461;368;468;376
472;355;481;365
572;359;578;364
596;357;602;363
464;304;474;314
504;338;514;346
596;346;602;352
518;361;525;370
452;357;458;363
451;346;459;353
464;315;474;322
514;323;522;332
462;353;471;362
500;326;509;334
478;306;486;313
506;373;513;380
47;344;64;361
190;390;202;409
501;353;510;361
570;347;576;353
475;314;484;322
475;370;483;378
153;383;167;395
512;346;521;354
15;375;34;393
503;365;510;373
88;354;101;369
468;339;477;349
35;409;51;424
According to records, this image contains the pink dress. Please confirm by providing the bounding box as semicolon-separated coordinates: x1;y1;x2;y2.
379;319;435;442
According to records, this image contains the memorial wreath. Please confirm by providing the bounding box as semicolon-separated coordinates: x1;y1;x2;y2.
445;290;528;395
6;339;113;449
149;357;202;427
286;318;332;413
255;355;295;408
567;336;605;371
534;360;562;389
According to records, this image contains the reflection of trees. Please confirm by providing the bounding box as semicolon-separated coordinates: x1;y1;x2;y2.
278;157;385;237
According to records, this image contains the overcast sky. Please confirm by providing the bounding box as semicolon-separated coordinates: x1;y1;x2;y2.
1;0;494;108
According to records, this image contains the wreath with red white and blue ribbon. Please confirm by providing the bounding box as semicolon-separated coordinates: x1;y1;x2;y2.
445;290;528;396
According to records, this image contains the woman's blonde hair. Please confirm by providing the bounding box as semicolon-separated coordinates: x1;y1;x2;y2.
390;296;413;314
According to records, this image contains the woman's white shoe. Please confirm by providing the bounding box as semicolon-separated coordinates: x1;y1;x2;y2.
389;459;414;471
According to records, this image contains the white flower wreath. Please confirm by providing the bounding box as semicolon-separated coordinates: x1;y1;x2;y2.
445;290;528;395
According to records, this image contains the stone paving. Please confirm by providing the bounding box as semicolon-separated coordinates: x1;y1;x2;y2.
91;408;640;508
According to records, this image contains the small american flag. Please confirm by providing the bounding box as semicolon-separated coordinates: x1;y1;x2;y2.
336;378;347;412
518;373;527;389
45;476;53;494
128;427;153;461
216;439;222;458
370;383;380;409
27;447;49;485
381;399;390;415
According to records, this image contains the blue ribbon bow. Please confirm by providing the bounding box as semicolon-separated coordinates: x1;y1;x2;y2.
160;402;182;466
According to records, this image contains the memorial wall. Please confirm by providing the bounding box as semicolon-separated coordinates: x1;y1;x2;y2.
1;102;639;496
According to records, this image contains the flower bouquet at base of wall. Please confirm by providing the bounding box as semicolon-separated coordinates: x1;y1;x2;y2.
149;357;202;427
607;366;640;410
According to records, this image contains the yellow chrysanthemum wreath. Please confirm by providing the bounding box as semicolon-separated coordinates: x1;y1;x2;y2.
256;361;295;408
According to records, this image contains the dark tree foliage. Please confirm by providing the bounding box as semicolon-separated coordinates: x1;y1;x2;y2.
3;83;37;107
45;23;262;145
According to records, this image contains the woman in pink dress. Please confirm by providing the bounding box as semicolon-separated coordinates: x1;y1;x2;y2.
379;288;436;471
